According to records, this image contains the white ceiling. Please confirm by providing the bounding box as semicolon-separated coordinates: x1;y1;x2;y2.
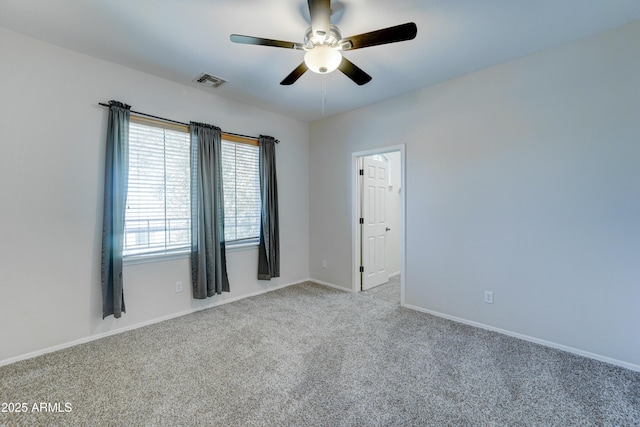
2;0;640;122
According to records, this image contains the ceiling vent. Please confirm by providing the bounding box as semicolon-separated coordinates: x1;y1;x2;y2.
193;73;226;88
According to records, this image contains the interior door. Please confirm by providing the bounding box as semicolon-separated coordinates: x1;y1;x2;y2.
361;157;389;290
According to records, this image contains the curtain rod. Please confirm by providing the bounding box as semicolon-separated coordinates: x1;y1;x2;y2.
98;102;278;143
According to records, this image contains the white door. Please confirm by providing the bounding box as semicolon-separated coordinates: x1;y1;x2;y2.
361;157;389;290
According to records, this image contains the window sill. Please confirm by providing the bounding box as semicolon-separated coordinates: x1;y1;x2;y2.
124;250;189;266
123;241;259;266
225;241;259;252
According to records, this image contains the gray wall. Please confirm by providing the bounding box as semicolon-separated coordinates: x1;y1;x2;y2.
0;27;310;364
309;21;640;368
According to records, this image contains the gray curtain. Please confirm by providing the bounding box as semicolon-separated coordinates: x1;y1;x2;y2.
190;122;229;298
258;135;280;280
101;100;130;318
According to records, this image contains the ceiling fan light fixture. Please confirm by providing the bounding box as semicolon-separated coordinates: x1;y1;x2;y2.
230;0;417;86
304;45;342;74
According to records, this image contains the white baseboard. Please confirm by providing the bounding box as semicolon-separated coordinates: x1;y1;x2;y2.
402;303;640;373
0;279;302;368
305;278;353;292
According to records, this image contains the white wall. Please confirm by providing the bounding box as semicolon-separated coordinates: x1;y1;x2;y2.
0;28;310;364
386;151;402;277
309;21;640;368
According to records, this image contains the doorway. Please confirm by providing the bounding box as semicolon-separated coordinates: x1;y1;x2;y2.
352;145;405;304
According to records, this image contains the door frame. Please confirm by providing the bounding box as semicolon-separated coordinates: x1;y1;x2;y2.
351;144;406;304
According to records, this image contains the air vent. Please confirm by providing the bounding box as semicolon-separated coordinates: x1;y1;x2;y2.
193;73;226;88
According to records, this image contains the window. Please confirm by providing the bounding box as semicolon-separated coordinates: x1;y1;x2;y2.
221;140;261;243
124;120;191;257
124;118;261;259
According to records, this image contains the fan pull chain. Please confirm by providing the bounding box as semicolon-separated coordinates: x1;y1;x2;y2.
322;76;327;114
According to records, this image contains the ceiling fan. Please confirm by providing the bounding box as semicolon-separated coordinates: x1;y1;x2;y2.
230;0;417;86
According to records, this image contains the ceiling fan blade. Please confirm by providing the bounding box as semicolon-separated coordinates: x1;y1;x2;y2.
230;34;304;50
340;22;417;51
338;57;372;85
280;63;309;85
308;0;331;41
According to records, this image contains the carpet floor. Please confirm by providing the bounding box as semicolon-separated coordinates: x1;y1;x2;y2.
1;277;639;426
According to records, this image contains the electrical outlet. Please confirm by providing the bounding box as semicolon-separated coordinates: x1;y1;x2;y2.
484;291;494;304
175;281;183;293
322;260;327;268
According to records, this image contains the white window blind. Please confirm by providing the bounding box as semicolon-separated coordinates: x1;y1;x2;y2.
124;121;191;257
124;119;261;259
221;140;261;243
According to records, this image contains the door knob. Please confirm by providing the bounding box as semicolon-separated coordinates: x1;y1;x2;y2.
386;227;391;231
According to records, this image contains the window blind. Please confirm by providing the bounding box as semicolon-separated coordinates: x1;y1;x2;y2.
124;122;191;256
222;140;261;242
124;120;261;258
